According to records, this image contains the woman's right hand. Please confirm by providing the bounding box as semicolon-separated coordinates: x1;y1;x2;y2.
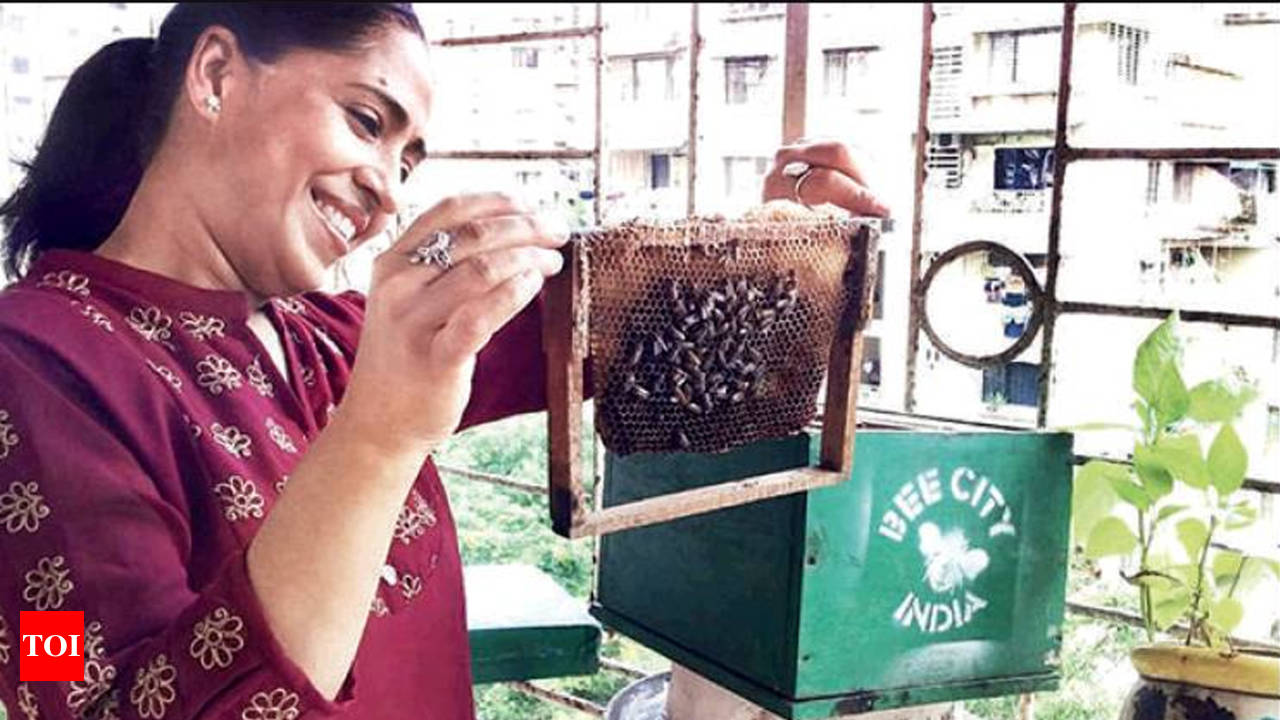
339;193;567;456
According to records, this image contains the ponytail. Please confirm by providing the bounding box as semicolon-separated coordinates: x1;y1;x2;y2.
1;38;153;279
1;3;423;281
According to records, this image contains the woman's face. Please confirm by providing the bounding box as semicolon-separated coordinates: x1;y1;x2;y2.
197;26;433;297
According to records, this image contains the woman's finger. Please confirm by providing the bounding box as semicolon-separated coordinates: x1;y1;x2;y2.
774;140;873;188
405;246;564;328
762;165;889;218
432;269;546;362
378;212;567;285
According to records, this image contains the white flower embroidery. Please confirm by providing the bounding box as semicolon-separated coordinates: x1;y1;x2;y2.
0;612;10;664
145;361;183;392
210;423;252;459
68;657;117;716
300;367;316;388
276;297;307;315
214;476;264;522
370;595;390;618
184;415;203;439
178;311;226;341
265;418;297;454
80;304;115;332
189;607;245;670
127;306;175;347
0;408;20;461
0;480;51;533
400;574;423;601
241;688;301;720
23;555;73;610
16;682;39;719
129;653;177;719
245;357;274;398
196;355;243;395
84;620;107;661
38;270;90;296
394;490;437;545
274;476;289;494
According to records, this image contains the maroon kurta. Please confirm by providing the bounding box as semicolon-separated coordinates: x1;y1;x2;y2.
0;249;548;719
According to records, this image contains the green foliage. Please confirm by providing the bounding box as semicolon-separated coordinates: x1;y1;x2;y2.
1069;313;1272;648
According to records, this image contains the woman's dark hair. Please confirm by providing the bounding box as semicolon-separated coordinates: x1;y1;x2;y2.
0;3;423;280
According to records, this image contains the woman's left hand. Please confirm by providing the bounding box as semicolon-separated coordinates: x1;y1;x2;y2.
761;141;891;218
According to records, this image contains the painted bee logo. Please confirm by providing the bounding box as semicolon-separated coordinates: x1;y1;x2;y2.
918;522;990;594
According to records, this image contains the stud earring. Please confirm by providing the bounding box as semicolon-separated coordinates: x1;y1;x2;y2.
204;95;222;114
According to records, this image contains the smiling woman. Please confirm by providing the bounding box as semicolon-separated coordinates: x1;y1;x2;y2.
0;4;568;720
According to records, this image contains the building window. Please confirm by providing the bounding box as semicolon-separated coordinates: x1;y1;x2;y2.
1109;23;1149;85
626;57;675;103
982;362;1040;407
994;147;1054;191
511;47;539;69
725;56;769;105
1145;161;1160;205
1268;405;1280;445
1173;163;1195;203
861;336;882;387
987;28;1058;88
927;134;963;189
650;153;671;189
929;45;964;122
872;250;885;320
11;56;29;75
823;46;879;99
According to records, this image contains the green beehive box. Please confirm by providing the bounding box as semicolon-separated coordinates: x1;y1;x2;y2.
593;431;1073;718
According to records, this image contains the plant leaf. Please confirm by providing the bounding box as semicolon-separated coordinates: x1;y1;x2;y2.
1176;517;1209;564
1133;314;1188;428
1151;584;1191;631
1085;517;1139;559
1224;503;1257;531
1207;423;1247;496
1133;443;1174;499
1108;475;1151;511
1154;503;1189;526
1150;433;1209;489
1072;461;1121;542
1208;597;1244;634
1211;550;1244;588
1187;380;1259;422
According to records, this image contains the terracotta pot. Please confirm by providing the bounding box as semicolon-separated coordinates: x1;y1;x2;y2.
1120;644;1280;719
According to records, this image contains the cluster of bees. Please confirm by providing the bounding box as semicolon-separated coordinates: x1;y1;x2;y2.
617;273;802;449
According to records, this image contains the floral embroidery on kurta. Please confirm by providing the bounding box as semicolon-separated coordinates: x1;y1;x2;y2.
146;360;184;392
16;681;39;719
129;653;177;719
68;655;117;716
274;475;289;494
214;476;265;522
0;409;20;461
79;303;115;332
370;595;390;618
178;311;226;341
196;354;243;395
23;555;73;610
37;270;90;296
394;489;437;545
127;306;175;348
0;612;10;664
0;480;51;533
190;606;246;670
265;418;297;454
399;573;423;601
240;688;301;720
300;367;316;388
210;423;252;458
245;357;274;398
276;298;306;315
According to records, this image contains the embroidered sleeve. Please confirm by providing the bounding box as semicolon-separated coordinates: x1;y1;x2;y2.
0;336;357;719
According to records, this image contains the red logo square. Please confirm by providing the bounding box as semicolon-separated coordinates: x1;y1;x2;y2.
19;611;84;682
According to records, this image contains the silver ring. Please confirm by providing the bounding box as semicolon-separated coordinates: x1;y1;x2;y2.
782;161;815;205
409;230;454;269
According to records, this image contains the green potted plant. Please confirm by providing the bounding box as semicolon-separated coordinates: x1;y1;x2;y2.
1071;313;1280;719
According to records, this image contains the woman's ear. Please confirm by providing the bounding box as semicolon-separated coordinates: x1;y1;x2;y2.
185;25;240;121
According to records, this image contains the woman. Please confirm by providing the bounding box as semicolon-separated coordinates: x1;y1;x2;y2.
0;4;886;718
